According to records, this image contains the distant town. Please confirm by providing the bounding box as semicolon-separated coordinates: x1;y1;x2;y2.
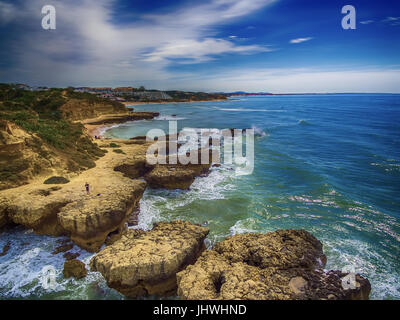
11;84;228;103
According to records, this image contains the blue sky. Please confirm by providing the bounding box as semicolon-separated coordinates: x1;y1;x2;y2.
0;0;399;92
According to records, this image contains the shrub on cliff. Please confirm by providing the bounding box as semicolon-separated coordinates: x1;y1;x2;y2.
113;148;125;154
44;176;70;184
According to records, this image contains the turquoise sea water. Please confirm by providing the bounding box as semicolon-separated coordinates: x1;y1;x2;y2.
1;95;399;299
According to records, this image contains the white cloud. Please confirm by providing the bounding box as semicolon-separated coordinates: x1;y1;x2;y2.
290;37;313;44
143;38;273;63
382;16;400;22
360;20;374;25
382;16;400;26
0;0;277;86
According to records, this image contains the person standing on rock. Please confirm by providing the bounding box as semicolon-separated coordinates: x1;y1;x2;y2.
85;182;90;194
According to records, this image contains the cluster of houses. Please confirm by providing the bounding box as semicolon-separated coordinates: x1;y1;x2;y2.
13;84;172;102
14;84;50;91
73;86;172;101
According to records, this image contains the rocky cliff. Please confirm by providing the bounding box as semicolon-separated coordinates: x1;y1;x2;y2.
90;220;209;297
60;98;127;121
0;138;216;250
177;229;371;300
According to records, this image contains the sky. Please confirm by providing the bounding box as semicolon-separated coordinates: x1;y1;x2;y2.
0;0;399;93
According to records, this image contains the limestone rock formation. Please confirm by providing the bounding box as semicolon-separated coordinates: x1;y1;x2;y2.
58;179;146;252
144;148;217;190
0;140;150;251
60;99;127;121
176;229;371;300
81;112;159;126
63;259;88;279
144;163;211;189
90;220;209;298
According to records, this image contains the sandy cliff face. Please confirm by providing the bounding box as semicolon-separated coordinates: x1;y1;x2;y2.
0;120;65;190
60;99;127;121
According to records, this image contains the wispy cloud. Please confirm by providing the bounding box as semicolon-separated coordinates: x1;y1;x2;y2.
0;0;277;85
143;38;273;63
360;20;374;25
289;37;313;44
382;16;400;25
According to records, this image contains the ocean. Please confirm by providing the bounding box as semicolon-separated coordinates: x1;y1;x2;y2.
1;95;399;299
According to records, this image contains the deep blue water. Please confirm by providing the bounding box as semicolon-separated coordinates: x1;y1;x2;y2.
106;95;400;299
1;95;399;299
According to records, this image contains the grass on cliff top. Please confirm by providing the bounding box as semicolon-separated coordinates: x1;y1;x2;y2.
0;84;108;173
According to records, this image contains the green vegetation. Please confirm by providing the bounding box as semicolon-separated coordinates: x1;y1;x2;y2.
0;84;108;186
113;149;125;154
165;91;226;101
44;176;70;184
64;88;124;110
109;142;120;148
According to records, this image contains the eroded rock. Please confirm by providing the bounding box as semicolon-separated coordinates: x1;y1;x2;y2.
63;252;80;261
177;230;371;300
90;220;209;298
52;243;74;255
58;179;146;252
63;259;88;279
0;140;151;251
144;163;211;190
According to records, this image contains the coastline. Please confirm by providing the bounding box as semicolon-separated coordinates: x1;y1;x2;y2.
80;111;159;138
122;98;228;106
85;99;229;138
0;95;379;300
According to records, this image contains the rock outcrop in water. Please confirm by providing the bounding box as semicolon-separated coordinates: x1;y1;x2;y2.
90;220;209;298
177;229;371;300
63;259;88;279
144;163;211;189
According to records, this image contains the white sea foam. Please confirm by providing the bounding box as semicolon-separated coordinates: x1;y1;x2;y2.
134;165;237;231
154;115;186;121
0;228;116;299
323;238;400;300
229;218;265;235
251;125;268;137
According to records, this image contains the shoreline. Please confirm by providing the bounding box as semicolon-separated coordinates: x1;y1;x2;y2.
84;98;229;138
122;98;228;106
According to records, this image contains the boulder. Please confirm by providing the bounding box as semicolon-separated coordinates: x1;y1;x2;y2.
90;220;209;298
176;229;371;300
63;259;88;279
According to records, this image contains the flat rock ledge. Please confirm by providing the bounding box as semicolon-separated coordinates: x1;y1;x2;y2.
90;220;209;298
177;229;371;300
